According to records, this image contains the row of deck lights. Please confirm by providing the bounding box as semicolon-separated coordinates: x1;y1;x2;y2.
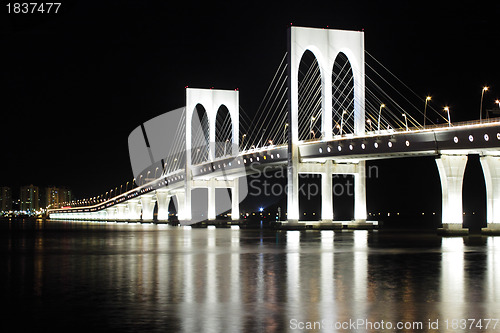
199;152;283;173
318;131;500;154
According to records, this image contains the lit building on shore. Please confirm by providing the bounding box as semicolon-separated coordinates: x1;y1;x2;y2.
0;186;12;212
20;184;40;213
46;186;72;209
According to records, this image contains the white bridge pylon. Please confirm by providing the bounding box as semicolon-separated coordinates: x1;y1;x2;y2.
185;88;240;222
287;26;367;223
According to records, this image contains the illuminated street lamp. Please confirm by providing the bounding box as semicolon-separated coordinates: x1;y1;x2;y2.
283;123;288;144
241;133;246;150
310;116;316;139
340;110;347;135
424;96;431;129
366;119;372;132
444;106;451;127
402;113;408;131
480;86;489;122
496;100;500;108
377;104;385;132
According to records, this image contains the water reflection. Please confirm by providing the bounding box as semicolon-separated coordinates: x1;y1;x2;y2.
3;221;500;332
440;237;465;323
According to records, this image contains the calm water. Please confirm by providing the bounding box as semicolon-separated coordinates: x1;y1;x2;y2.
2;220;500;332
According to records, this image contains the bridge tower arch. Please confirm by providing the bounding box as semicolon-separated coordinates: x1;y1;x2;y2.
185;88;239;221
287;26;366;223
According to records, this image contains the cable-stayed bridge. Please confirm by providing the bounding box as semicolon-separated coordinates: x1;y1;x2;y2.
49;26;500;234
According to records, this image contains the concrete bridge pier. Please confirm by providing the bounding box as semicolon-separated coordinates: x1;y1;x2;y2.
175;191;188;222
231;178;240;221
156;190;170;222
208;179;216;220
106;207;117;220
481;155;500;234
436;154;469;235
127;199;141;221
140;194;156;221
116;204;127;220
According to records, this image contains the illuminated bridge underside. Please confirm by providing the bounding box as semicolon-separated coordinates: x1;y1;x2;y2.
300;122;500;162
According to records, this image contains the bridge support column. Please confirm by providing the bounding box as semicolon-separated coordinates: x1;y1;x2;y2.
481;155;500;234
127;199;141;221
116;204;127;220
208;179;216;220
231;179;240;221
175;192;187;221
436;155;469;235
321;162;333;223
106;207;117;221
287;146;300;224
140;194;156;221
354;161;367;222
346;161;370;229
156;191;170;222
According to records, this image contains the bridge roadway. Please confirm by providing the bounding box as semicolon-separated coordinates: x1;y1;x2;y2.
49;119;500;233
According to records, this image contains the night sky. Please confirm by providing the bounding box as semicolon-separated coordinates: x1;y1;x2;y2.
2;1;500;222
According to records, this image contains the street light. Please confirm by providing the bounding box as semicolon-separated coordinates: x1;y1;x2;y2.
496;100;500;108
367;119;372;132
480;86;489;122
310;116;316;140
241;134;246;150
424;96;431;129
402;113;408;131
284;123;288;144
224;139;229;156
444;106;451;127
377;104;385;132
340;110;347;135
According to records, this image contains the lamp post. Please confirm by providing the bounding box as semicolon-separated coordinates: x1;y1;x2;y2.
377;104;385;132
444;107;451;127
224;139;229;156
284;123;288;144
402;114;408;131
241;134;246;150
367;119;372;132
340;110;347;135
480;86;489;122
310;116;315;140
424;96;431;129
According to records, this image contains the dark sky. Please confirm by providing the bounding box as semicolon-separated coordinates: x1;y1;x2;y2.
2;0;500;207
